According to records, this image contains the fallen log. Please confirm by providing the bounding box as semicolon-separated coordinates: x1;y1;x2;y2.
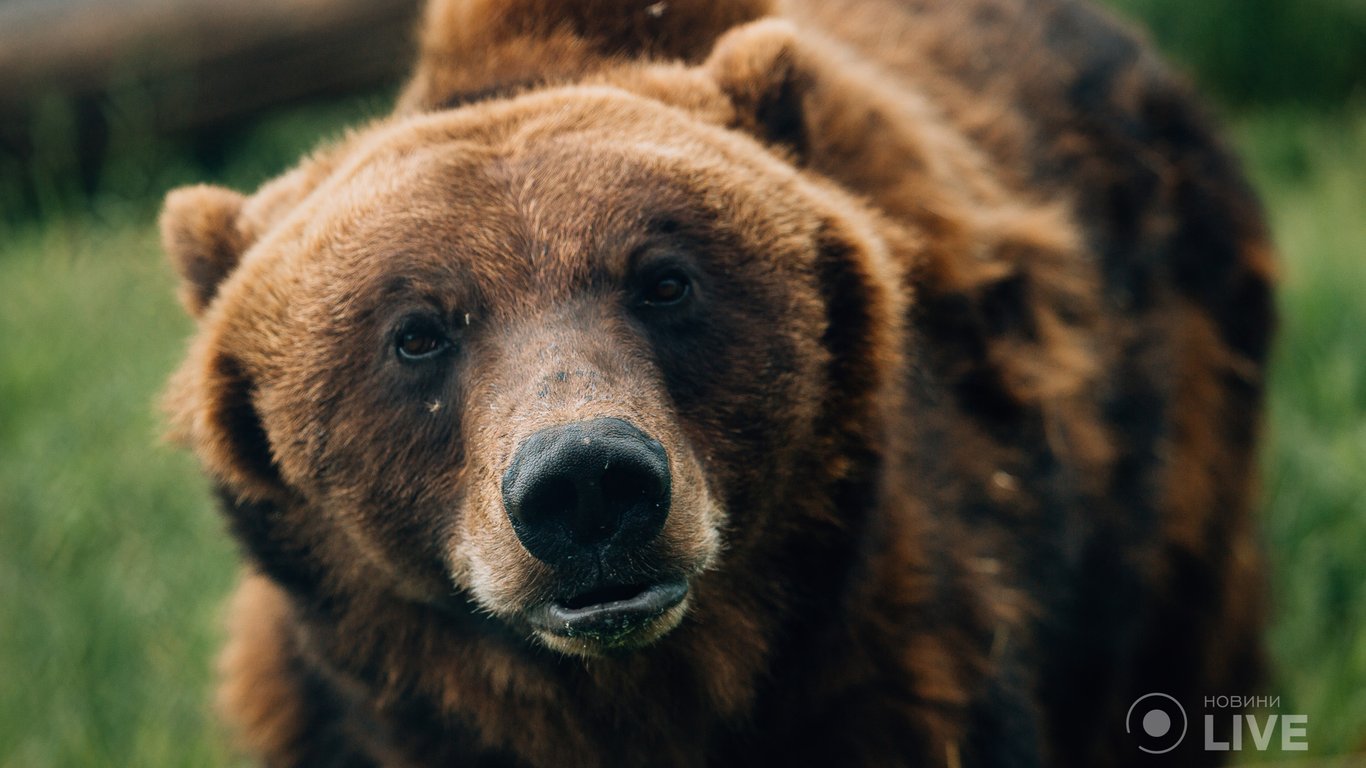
0;0;422;138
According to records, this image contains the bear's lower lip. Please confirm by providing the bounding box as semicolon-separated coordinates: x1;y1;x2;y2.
527;579;689;643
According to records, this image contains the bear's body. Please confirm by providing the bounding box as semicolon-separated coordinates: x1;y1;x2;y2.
161;0;1272;766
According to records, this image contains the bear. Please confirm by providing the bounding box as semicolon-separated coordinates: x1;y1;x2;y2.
159;0;1274;765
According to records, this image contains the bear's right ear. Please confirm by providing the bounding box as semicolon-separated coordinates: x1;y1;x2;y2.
160;185;250;318
706;19;917;175
704;20;814;155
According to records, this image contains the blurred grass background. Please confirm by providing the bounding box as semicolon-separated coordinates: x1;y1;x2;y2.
0;0;1363;764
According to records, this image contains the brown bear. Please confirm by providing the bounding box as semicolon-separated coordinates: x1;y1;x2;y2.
160;0;1274;765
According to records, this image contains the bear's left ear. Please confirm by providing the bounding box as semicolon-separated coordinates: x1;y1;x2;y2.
160;184;251;318
704;19;817;154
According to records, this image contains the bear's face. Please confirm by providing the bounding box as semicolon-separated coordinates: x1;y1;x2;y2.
166;85;897;656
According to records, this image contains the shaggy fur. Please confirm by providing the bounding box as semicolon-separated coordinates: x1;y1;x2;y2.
161;0;1273;765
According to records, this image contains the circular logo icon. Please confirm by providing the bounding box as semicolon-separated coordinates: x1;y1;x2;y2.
1126;693;1188;754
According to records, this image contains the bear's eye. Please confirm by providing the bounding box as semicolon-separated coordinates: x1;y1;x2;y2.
394;318;451;362
641;270;692;307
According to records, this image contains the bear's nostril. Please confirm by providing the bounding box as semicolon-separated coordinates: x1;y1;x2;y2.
601;463;657;512
502;418;671;568
520;476;578;532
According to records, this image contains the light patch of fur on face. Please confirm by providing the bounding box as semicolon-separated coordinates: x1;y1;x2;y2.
452;339;726;621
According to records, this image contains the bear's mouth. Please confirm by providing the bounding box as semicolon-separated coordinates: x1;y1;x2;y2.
526;578;689;646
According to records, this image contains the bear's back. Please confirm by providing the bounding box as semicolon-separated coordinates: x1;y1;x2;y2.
787;0;1273;351
786;3;1273;764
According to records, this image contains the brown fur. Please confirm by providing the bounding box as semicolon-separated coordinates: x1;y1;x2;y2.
162;0;1273;765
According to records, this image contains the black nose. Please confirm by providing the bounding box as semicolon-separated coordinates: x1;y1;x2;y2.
502;418;671;568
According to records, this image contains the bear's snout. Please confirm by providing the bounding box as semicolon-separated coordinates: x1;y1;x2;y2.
501;417;672;570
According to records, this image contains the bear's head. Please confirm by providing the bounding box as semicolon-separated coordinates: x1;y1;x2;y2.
162;22;904;657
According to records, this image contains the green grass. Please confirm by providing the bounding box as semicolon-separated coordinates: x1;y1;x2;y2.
1245;111;1366;758
1103;0;1364;107
0;100;388;768
0;222;237;766
0;100;1363;765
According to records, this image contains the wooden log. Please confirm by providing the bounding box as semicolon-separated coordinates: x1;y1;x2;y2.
0;0;423;136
